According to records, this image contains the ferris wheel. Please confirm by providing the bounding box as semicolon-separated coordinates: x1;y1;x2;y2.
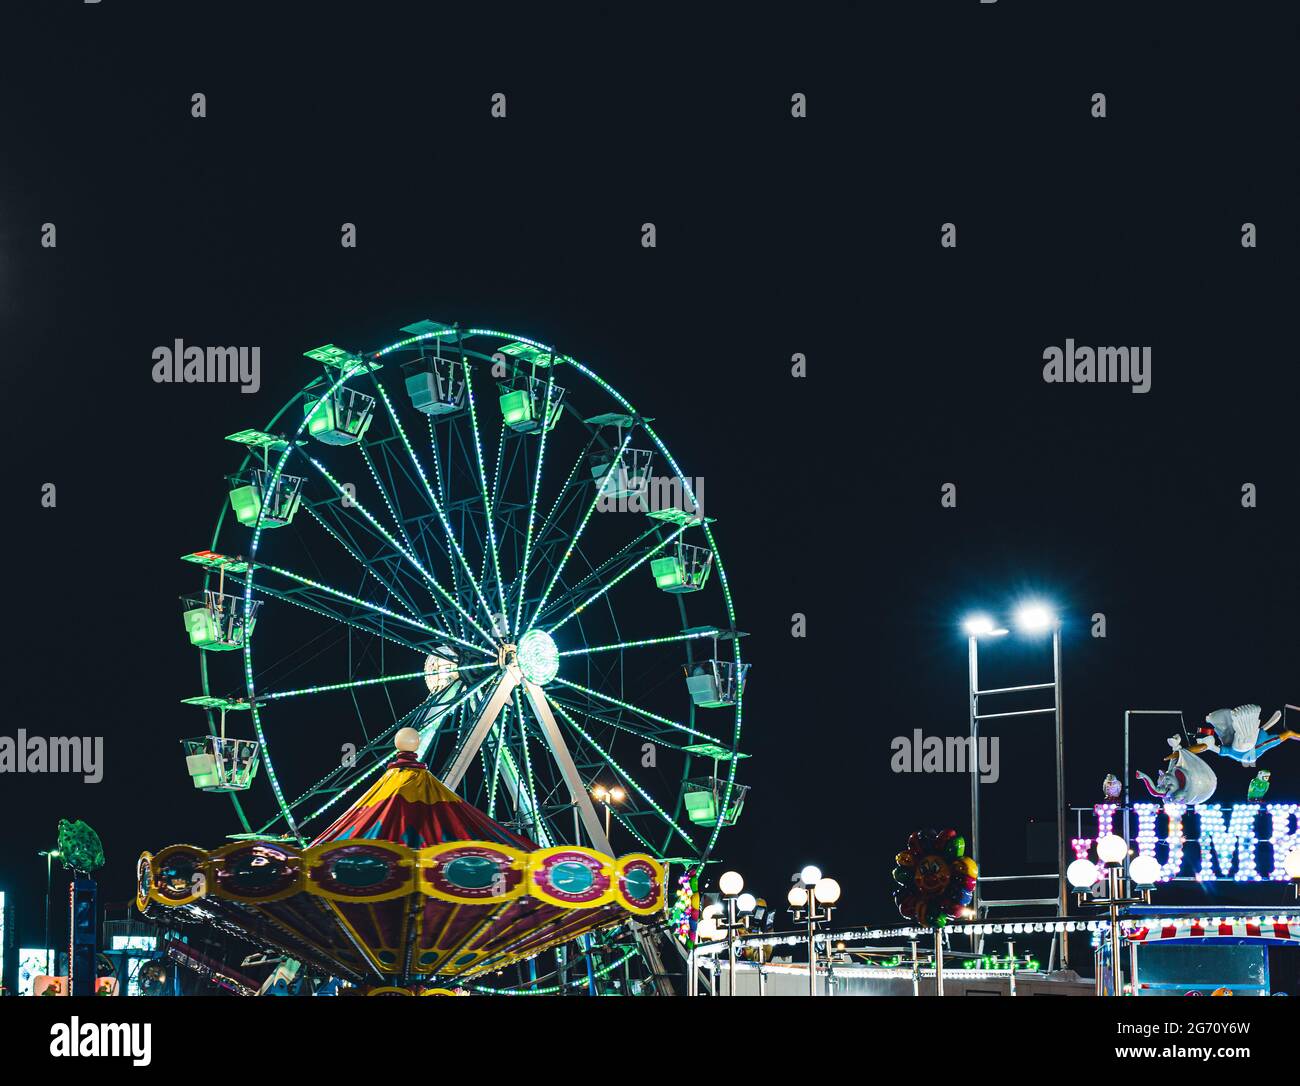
179;320;749;871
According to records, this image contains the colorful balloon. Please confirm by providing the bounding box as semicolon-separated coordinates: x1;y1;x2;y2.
891;828;979;929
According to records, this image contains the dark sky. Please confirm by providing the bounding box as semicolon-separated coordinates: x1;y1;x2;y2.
0;3;1296;959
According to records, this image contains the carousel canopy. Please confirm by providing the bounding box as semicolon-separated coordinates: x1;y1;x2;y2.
137;738;664;987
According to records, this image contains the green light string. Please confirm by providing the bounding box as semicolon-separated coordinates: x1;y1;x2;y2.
526;432;631;632
699;520;740;859
305;454;494;655
531;434;589;565
242;362;370;838
546;695;698;854
610;806;657;853
356;441;458;635
299;503;422;620
259;662;494;702
513;369;555;639
257;562;448;641
460;358;508;622
545;523;687;636
266;675;495;833
558;629;719;657
532;521;670;626
545;697;697;754
551;677;719;743
373;380;499;637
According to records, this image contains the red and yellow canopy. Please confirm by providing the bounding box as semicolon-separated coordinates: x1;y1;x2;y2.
137;751;663;986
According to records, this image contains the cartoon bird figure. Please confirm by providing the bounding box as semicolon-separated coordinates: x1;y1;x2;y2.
1102;774;1122;800
1247;770;1271;802
1181;704;1298;768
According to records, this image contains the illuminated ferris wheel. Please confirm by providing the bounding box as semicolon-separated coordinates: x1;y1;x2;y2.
178;320;750;869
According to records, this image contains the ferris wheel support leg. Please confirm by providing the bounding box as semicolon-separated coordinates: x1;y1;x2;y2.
442;671;521;791
523;682;612;853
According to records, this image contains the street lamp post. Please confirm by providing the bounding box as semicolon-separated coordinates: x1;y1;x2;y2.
38;848;61;976
590;784;626;841
787;865;841;996
715;870;755;996
1067;833;1159;995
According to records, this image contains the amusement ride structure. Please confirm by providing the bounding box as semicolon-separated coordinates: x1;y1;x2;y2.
138;320;750;993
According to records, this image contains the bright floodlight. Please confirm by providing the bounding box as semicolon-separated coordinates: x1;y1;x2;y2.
1066;858;1099;889
1128;855;1161;888
799;865;822;887
591;784;609;802
736;892;757;914
1014;603;1056;632
719;870;744;897
1284;848;1300;880
787;885;809;908
963;614;995;636
608;785;626;803
814;877;842;905
1096;833;1128;865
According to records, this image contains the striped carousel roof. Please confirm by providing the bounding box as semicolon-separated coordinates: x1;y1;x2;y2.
138;745;665;987
311;750;538;851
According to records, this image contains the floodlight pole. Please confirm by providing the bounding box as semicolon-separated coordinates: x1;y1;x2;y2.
966;622;1069;969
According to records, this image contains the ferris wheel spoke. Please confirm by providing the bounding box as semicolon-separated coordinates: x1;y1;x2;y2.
557;629;721;658
357;440;467;638
532;521;674;627
544;524;688;636
371;380;503;633
549;678;720;743
298;502;425;621
257;661;494;703
512;369;556;638
460;359;510;622
525;431;631;632
544;696;695;753
544;694;698;854
252;560;489;657
299;448;498;650
257;675;495;835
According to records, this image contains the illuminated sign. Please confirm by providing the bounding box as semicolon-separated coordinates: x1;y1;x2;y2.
1073;802;1300;882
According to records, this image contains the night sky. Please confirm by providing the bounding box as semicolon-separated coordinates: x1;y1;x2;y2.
1;4;1296;961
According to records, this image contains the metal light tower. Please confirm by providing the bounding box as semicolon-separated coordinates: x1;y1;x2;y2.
963;603;1068;968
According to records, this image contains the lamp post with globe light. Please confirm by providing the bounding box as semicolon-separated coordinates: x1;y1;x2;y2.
715;870;755;996
787;865;841;996
589;783;626;841
1067;833;1160;995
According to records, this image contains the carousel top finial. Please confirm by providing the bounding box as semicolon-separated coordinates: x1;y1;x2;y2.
394;727;420;753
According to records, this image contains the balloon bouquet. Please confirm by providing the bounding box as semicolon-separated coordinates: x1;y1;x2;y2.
892;828;978;928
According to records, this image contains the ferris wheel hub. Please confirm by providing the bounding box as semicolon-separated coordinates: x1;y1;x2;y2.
516;628;560;686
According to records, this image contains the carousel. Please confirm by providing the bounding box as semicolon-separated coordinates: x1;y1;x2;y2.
137;729;664;991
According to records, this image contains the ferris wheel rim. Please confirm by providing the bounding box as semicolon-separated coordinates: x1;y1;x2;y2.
197;322;745;860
